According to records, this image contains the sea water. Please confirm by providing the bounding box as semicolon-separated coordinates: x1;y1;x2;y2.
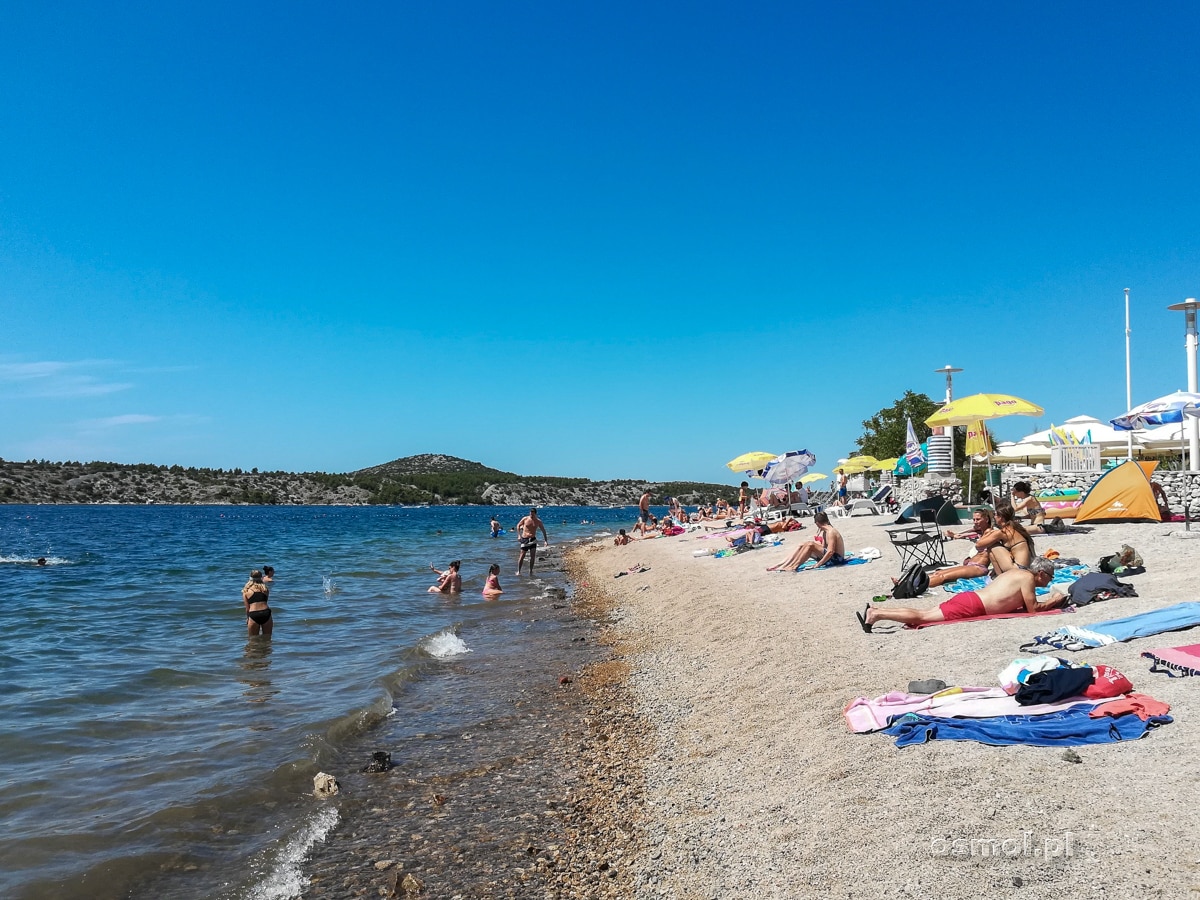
0;504;634;899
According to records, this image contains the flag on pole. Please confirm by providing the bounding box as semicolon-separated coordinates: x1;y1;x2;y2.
964;420;991;458
905;417;926;469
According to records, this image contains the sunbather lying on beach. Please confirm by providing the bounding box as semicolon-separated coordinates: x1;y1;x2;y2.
859;558;1066;631
767;512;844;571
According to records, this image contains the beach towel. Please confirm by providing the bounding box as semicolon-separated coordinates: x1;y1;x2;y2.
1141;643;1200;677
942;565;1087;596
795;556;872;571
882;706;1171;748
843;687;1100;733
906;608;1068;629
1020;602;1200;654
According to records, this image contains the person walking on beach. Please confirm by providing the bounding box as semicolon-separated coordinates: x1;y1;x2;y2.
482;563;503;597
243;569;273;637
767;511;845;571
516;507;549;575
737;482;750;517
429;560;462;593
858;558;1066;631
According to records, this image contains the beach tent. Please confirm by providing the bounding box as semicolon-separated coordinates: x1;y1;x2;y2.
1074;460;1161;524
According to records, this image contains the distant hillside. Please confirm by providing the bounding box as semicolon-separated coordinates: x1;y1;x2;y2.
0;453;739;506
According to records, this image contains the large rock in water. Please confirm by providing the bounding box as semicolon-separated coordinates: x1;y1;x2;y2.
313;772;340;797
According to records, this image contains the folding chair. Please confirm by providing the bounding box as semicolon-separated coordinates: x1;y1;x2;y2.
886;510;949;573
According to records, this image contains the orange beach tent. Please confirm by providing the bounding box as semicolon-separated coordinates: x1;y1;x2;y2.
1074;460;1161;524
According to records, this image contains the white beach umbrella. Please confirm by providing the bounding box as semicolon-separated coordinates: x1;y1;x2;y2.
990;442;1053;464
1020;415;1142;448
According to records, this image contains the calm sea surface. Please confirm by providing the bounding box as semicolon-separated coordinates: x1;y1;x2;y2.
0;504;636;899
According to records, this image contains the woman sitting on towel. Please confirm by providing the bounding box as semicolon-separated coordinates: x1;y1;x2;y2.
897;510;995;589
1010;481;1048;532
767;512;844;571
976;503;1034;574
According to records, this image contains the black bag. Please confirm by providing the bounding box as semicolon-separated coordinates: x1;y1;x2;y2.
892;563;930;599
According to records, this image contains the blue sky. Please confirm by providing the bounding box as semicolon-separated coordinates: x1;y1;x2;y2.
2;3;1199;486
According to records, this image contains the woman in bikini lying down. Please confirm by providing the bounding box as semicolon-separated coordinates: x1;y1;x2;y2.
893;509;996;589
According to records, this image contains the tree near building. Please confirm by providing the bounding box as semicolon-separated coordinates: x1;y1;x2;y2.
855;390;969;462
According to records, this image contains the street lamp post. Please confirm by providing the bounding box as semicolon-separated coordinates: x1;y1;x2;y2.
933;364;963;466
1167;298;1200;471
1125;288;1132;461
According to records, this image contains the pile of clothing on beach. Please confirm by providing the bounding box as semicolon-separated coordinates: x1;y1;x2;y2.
844;657;1172;748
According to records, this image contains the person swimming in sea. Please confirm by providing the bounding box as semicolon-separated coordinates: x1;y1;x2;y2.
490;517;502;537
482;563;503;597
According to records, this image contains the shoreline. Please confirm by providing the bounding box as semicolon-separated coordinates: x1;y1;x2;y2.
297;541;647;899
570;515;1200;898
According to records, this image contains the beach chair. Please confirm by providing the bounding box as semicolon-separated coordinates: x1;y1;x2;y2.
843;497;882;516
885;509;949;573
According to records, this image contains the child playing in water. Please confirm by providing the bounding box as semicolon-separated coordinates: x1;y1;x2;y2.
482;563;503;597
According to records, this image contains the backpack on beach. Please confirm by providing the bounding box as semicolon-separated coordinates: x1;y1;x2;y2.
892;563;930;600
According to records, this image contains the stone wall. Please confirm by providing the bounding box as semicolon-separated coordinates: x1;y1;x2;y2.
895;476;963;508
1013;469;1200;516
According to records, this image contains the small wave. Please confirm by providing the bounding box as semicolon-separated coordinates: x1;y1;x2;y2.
422;630;472;658
246;804;339;900
321;575;339;596
0;555;70;565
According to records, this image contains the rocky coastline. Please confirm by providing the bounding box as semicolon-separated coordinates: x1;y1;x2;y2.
0;455;736;507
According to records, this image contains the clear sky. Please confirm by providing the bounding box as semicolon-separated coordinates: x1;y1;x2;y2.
3;3;1199;486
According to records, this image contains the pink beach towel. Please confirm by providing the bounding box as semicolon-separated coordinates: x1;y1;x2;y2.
906;608;1070;630
1142;643;1200;677
843;687;1099;733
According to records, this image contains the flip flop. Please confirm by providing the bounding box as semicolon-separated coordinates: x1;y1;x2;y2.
855;604;873;634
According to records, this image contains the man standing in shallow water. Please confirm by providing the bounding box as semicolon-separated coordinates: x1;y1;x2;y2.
516;507;549;575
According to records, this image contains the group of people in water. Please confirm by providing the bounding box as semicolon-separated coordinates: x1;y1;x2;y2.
428;560;504;596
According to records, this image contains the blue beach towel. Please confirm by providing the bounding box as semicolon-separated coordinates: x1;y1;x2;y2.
1020;601;1200;654
943;565;1087;597
795;557;872;572
882;707;1171;748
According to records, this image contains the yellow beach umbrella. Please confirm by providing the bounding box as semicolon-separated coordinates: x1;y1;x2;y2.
926;393;1043;428
726;451;777;474
798;472;827;485
869;457;900;471
844;454;878;468
833;464;868;475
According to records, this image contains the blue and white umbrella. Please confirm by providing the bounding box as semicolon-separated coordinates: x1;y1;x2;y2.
1110;391;1200;430
762;450;816;485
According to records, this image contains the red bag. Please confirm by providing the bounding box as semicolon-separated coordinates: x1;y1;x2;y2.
1084;664;1133;699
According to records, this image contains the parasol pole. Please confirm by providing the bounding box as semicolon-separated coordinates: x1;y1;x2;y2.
1125;288;1133;461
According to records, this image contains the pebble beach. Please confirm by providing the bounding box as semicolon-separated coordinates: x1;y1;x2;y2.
562;513;1200;900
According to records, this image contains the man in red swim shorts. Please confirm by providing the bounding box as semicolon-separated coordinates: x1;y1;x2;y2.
857;558;1067;632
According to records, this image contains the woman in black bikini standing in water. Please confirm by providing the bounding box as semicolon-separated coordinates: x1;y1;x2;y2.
243;569;273;637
